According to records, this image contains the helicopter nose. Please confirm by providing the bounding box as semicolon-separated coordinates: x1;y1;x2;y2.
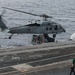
63;28;66;32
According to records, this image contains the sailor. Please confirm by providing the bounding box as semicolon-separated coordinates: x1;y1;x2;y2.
70;58;75;75
43;34;55;42
37;34;44;44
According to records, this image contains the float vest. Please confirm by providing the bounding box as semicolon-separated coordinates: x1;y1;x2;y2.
73;59;75;64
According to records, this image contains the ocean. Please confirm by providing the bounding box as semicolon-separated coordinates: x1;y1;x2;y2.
0;0;75;48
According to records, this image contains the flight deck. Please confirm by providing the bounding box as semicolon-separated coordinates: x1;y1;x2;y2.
0;41;75;75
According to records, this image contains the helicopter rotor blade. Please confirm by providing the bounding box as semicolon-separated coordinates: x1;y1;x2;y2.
2;7;53;19
2;7;40;16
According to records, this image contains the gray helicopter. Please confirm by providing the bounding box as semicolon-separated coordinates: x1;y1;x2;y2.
0;7;66;43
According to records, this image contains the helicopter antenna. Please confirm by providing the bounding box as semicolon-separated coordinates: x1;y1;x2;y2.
2;7;53;21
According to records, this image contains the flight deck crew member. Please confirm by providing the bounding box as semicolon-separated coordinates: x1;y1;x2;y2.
43;34;55;42
70;59;75;75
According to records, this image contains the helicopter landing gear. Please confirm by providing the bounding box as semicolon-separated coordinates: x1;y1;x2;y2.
9;34;13;39
43;33;56;42
53;33;56;39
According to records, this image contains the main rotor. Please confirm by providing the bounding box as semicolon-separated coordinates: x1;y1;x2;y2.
2;7;53;21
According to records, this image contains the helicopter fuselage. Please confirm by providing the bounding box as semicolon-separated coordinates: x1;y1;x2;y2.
8;21;65;34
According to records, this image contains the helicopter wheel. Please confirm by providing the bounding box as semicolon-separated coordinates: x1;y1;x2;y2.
53;34;56;39
9;34;13;39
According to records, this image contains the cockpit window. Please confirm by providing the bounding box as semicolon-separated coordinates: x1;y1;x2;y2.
49;27;52;30
54;25;58;30
46;27;48;30
59;25;62;29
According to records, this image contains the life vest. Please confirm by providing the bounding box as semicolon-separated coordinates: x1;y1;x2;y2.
72;59;75;67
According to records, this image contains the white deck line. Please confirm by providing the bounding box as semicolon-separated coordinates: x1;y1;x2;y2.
12;59;72;73
0;43;75;56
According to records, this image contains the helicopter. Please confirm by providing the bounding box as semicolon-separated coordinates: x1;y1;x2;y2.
0;7;66;44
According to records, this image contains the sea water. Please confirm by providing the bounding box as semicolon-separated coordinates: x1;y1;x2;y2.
0;0;75;48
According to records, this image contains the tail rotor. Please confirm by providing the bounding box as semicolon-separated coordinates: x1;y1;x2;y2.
0;10;8;31
0;9;6;18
